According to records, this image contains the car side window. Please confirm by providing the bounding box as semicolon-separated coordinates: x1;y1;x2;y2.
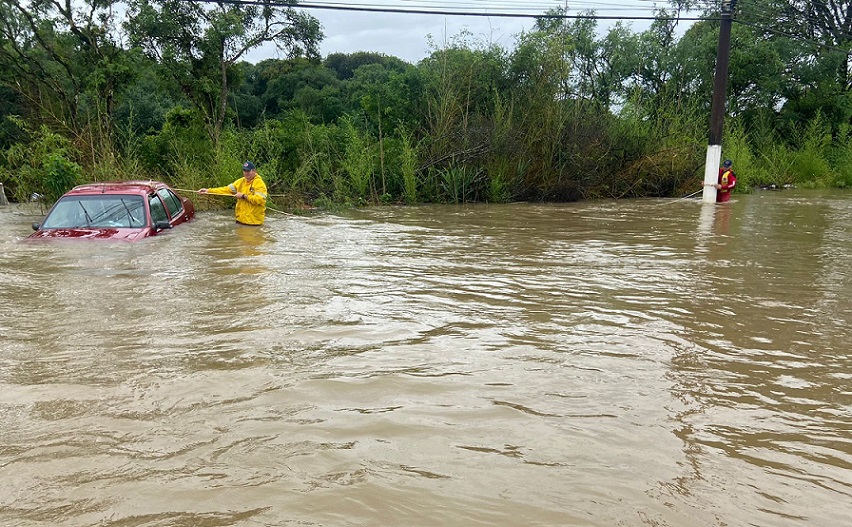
149;194;169;225
157;188;184;218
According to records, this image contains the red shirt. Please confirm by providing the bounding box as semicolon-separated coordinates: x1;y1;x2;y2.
717;168;736;202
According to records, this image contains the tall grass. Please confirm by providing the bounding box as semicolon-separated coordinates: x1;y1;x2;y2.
438;165;483;203
827;124;852;188
484;93;519;203
341;116;375;201
6;78;852;209
731;113;842;189
790;116;833;187
398;126;419;204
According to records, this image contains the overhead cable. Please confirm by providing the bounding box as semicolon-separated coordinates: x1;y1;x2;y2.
191;0;716;21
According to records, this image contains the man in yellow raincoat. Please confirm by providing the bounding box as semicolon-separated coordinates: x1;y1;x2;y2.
199;161;268;225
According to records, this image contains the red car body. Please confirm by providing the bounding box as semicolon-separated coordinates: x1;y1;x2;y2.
28;181;195;241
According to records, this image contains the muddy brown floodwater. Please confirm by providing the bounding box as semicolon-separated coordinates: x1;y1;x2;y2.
0;190;850;526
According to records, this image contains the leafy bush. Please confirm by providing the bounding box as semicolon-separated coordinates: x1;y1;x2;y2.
41;154;84;203
789;116;833;186
827;125;852;188
340;116;375;200
2;120;83;204
139;106;214;179
437;165;484;203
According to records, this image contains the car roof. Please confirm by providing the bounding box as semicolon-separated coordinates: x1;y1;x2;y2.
63;181;171;197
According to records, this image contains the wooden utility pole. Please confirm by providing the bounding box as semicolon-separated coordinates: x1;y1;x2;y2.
702;0;736;203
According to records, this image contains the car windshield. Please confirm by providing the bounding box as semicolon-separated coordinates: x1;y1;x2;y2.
42;195;147;229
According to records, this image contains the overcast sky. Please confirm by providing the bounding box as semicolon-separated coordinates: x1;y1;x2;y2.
245;1;678;65
316;10;531;63
245;7;539;65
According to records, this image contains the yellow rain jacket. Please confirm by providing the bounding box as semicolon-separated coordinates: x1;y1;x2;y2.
208;175;268;225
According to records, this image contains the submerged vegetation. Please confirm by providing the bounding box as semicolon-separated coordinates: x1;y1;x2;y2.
1;1;851;208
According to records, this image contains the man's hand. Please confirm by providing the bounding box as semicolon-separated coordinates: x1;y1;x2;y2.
198;188;208;194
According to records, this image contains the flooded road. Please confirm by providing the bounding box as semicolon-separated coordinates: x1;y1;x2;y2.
0;190;850;526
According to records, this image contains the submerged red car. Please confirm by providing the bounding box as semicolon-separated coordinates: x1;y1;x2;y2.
29;181;195;241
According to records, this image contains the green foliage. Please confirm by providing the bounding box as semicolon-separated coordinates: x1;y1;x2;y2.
2;119;83;203
140;106;214;179
719;123;756;190
114;73;177;136
349;62;424;138
41;154;84;202
0;0;130;135
261;60;344;122
124;0;323;143
0;88;25;152
482;94;516;203
827;125;852;188
723;114;847;190
290;111;339;198
437;165;484;203
340;116;375;199
2;3;852;206
325;52;410;80
397;126;419;204
484;158;515;203
788;117;833;187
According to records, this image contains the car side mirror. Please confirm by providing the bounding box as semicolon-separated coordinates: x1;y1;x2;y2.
32;222;40;231
154;221;172;231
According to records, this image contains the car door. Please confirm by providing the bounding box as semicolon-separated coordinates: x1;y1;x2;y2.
148;193;171;233
157;188;191;226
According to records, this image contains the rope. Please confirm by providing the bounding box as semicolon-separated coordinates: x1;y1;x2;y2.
640;188;706;209
172;188;303;217
680;189;704;200
172;188;294;198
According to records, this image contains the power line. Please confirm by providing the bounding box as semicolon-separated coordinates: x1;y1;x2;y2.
734;18;852;54
187;0;847;54
193;0;716;21
297;0;662;13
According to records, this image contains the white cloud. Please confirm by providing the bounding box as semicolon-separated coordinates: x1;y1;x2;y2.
319;11;532;63
246;10;534;64
244;2;693;65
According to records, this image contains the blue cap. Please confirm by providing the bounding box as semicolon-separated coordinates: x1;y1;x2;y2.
722;159;732;167
242;161;255;171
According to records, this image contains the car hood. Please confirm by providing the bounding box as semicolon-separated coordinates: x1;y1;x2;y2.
27;228;149;241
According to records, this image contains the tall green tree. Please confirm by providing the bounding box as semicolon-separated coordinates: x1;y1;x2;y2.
420;41;507;172
736;0;852;131
766;0;852;54
325;51;410;80
125;0;323;144
261;59;342;121
624;14;683;116
347;62;424;194
0;0;131;137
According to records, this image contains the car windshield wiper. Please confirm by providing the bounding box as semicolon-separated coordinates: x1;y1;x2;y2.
78;201;93;227
89;202;131;226
120;198;137;226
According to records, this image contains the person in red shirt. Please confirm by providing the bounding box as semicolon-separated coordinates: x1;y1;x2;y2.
716;159;736;202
